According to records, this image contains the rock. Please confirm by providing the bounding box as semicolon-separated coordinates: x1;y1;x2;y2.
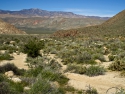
10;77;22;83
95;59;102;64
10;41;15;44
24;86;31;90
5;71;14;77
0;50;6;54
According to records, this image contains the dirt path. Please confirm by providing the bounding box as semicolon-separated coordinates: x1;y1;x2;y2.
0;53;28;70
65;72;125;94
47;53;125;94
1;51;124;93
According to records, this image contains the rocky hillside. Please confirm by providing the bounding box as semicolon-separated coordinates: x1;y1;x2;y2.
53;10;125;37
0;19;26;34
0;8;110;34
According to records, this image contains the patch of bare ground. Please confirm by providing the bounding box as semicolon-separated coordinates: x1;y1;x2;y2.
65;71;125;94
47;53;125;94
0;53;28;70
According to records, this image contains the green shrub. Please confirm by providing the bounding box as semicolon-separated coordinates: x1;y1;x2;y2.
0;74;6;82
25;66;43;77
23;39;44;58
40;68;58;81
56;75;69;86
93;53;106;62
120;71;125;77
0;52;13;60
65;64;86;74
0;81;23;94
108;60;125;71
29;78;59;94
0;82;11;94
108;55;115;61
0;63;25;75
85;65;106;77
85;85;98;94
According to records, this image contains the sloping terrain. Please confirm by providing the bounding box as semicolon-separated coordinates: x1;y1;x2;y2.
53;10;125;37
0;19;26;34
0;8;109;34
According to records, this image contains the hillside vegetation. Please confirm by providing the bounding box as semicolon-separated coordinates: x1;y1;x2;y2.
53;10;125;38
0;19;26;34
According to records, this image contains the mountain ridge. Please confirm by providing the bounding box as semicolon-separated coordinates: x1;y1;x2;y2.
0;8;110;19
52;9;125;37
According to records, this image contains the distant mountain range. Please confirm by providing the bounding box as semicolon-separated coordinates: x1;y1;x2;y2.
53;10;125;37
0;8;110;34
0;8;110;19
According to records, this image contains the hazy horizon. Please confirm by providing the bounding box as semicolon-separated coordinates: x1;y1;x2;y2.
0;0;125;17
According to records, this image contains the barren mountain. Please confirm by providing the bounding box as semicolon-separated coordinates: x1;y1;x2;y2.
0;8;110;19
0;8;109;34
0;19;26;34
53;10;125;37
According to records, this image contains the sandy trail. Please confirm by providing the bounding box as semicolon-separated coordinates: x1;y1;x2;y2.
0;53;28;70
65;72;125;94
1;52;124;93
48;53;125;94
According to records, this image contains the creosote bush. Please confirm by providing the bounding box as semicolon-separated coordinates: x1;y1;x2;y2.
66;64;106;76
0;63;25;75
109;60;125;71
0;52;13;60
85;65;106;77
23;39;44;58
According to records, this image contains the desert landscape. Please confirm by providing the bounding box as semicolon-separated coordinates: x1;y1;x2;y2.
0;0;125;94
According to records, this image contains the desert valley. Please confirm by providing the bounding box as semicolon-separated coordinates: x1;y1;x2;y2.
0;7;125;94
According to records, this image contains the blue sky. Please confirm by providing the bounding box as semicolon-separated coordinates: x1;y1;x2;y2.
0;0;125;17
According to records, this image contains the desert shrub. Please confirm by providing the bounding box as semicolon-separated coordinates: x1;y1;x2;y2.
50;48;57;54
108;60;125;71
84;85;98;94
118;51;125;58
25;66;43;77
93;53;106;62
0;63;25;75
0;81;24;94
0;74;6;82
0;52;13;60
106;87;125;94
65;64;86;74
39;68;58;81
76;51;92;63
56;75;69;86
23;39;44;58
29;78;59;94
120;71;125;77
108;55;116;61
8;80;24;93
47;59;61;70
0;82;12;94
62;86;76;93
85;65;106;77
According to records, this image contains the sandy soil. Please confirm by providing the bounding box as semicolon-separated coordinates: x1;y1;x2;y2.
48;53;125;94
65;72;125;94
1;52;124;93
0;53;28;70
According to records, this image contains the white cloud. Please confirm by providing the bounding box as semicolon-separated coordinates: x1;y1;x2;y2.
63;8;115;17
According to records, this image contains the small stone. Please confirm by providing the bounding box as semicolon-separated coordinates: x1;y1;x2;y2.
95;59;102;64
24;86;31;90
5;71;14;77
11;77;22;83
